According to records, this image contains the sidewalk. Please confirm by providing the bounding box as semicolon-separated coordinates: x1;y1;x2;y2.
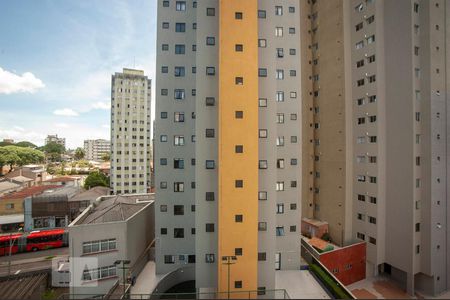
130;261;162;298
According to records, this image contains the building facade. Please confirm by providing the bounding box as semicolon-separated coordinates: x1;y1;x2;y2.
84;139;111;161
110;68;152;195
301;0;450;296
155;0;302;294
45;134;66;148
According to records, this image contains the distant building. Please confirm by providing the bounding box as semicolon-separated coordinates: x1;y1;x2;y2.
45;134;66;148
43;176;81;187
69;193;154;298
0;181;22;197
0;185;62;216
2;139;14;144
110;68;151;195
5;165;47;186
24;186;80;231
84;139;110;161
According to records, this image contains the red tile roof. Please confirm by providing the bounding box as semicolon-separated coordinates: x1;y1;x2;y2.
44;176;78;183
0;185;62;201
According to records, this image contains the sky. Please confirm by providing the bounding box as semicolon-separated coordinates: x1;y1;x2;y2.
0;0;157;149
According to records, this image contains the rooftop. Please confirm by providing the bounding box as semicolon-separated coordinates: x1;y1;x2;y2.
33;186;81;201
69;186;111;202
73;193;154;225
10;175;33;183
44;176;78;183
0;185;62;201
0;181;21;191
302;217;329;227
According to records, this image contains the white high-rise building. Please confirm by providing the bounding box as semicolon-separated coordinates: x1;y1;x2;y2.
83;139;110;161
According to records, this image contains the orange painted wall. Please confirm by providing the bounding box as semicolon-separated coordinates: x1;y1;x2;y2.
319;242;366;285
218;0;259;295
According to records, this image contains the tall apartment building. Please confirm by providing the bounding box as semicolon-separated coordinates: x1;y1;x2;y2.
83;139;110;161
155;0;301;295
301;0;450;296
110;68;152;195
45;134;66;148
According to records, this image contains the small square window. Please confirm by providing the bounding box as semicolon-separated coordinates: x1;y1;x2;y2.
206;37;215;46
206;97;215;106
235;215;243;222
235;12;243;19
160;205;168;212
235;77;244;85
235;145;243;153
235;248;243;256
206;192;215;201
235;281;242;289
206;7;215;16
161;112;168;119
235;44;243;52
235;111;244;119
161;228;167;235
258;10;266;19
235;180;243;188
206;223;215;232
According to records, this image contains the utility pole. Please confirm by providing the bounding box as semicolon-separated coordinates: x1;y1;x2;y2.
221;256;237;299
115;259;131;298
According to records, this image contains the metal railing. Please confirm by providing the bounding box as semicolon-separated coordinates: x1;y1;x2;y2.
58;289;290;300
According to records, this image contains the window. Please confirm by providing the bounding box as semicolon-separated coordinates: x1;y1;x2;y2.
235;111;244;118
174;182;184;192
259;98;267;107
235;44;243;52
206;223;215;232
275;27;283;37
235;180;243;188
259;129;267;138
258;39;267;48
258;10;266;19
367;35;375;44
163;1;169;7
290;226;297;232
357;79;365;86
174;112;185;123
161;66;168;73
276;204;284;214
258;252;266;261
235;145;243;153
205;254;215;263
176;1;186;11
258;222;267;231
206;192;215;201
162;22;169;29
161;228;167;235
276;227;285;236
277;159;285;169
160;135;168;142
164;255;175;264
162;44;169;51
235;248;243;256
175;23;186;32
174;159;184;169
357;232;365;240
276;181;284;191
206;37;215;45
414;3;419;13
275;6;283;15
206;129;215;138
174;66;185;77
206;7;215;16
82;265;117;281
258;191;267;200
356;41;364;50
276;70;284;80
356;22;363;31
369;237;376;245
235;77;243;85
277;113;284;124
415;223;420;232
206;160;215;169
175;44;185;54
259;68;268;77
369;216;376;224
174;89;185;100
174;205;184;215
206;67;215;75
276;91;285;102
174;135;185;146
259;160;268;169
83;239;117;254
206;97;215;106
160;205;167;212
355;3;364;12
174;228;184;238
160;181;167;189
368;55;376;63
235;281;242;289
235;215;243;222
235;12;243;19
277;48;284;58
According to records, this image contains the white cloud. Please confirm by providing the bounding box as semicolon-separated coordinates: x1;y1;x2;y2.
92;102;110;110
0;67;45;95
0;128;46;145
53;108;79;117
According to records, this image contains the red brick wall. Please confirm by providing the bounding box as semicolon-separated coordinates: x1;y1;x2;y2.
319;242;366;285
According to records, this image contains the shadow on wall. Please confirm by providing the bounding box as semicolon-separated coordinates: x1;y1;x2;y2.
150;266;195;299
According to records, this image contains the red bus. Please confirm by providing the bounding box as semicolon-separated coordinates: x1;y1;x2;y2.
26;229;65;252
0;234;23;256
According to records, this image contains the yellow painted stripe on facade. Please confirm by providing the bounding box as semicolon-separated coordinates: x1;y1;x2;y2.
218;0;259;296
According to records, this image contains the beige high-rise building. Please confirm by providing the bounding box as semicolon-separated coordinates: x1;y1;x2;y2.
83;139;110;161
301;0;450;296
110;68;152;195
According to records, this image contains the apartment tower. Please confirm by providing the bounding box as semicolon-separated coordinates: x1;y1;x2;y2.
110;68;152;195
301;0;450;296
155;0;302;294
84;139;110;161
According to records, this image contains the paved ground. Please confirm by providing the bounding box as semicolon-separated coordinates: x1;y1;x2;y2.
130;261;163;298
275;270;329;299
349;276;414;299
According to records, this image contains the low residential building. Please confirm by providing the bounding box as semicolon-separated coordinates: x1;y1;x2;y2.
5;165;47;186
301;218;330;240
46;134;66;148
0;185;62;216
68;186;111;221
9;175;34;188
24;186;80;231
84;139;110;162
69;193;154;298
0;181;22;197
43;176;81;187
0;214;24;233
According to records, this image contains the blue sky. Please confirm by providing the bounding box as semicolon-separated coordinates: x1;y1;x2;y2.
0;0;156;148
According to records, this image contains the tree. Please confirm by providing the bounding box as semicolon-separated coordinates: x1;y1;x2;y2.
41;142;65;162
101;152;110;162
0;146;45;172
74;148;85;160
15;141;37;148
84;171;109;189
